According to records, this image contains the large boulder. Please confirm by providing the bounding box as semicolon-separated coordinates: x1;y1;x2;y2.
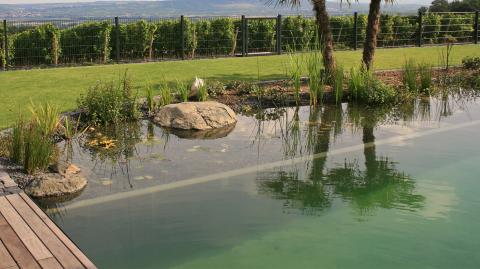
25;164;87;198
154;101;237;130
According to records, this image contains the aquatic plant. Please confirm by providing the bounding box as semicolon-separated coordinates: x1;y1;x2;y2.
159;81;173;107
348;67;365;102
348;68;396;105
29;101;61;137
403;59;418;93
176;80;189;102
305;42;324;106
145;83;156;113
23;121;56;174
78;72;139;125
197;82;209;102
418;62;433;94
10;118;25;164
333;66;344;105
287;46;302;105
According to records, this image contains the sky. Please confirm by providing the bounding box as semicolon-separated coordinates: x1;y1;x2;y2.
0;0;433;5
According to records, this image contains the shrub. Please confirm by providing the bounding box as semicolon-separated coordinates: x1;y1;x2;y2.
61;21;111;63
78;73;139;125
12;23;60;66
462;56;480;70
207;80;226;97
403;59;418;92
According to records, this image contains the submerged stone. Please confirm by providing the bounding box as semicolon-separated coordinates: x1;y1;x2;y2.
25;164;87;198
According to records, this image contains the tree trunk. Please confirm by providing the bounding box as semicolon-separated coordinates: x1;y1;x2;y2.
363;0;382;70
312;0;336;77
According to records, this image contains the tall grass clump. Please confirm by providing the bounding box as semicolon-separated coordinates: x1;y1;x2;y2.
348;67;365;102
78;73;139;125
9;103;61;174
403;59;418;93
333;66;345;105
418;62;433;94
176;80;189;102
145;83;156;113
197;82;209;102
29;101;61;136
348;68;396;105
304;37;324;106
287;46;302;105
159;81;173;107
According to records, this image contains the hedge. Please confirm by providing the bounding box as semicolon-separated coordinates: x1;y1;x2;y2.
2;13;477;67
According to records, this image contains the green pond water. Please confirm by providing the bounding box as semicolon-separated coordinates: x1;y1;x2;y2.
44;95;480;268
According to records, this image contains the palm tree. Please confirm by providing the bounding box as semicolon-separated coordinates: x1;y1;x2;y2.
362;0;394;69
269;0;336;76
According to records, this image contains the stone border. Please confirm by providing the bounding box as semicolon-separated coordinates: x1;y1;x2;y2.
0;164;22;197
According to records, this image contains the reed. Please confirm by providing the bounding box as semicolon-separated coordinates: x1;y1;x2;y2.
29;101;61;136
197;82;209;102
159;81;173;107
418;62;433;94
145;83;156;113
176;80;189;102
305;41;324;106
403;59;418;93
287;46;302;106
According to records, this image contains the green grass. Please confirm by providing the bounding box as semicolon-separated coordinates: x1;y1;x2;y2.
0;44;479;129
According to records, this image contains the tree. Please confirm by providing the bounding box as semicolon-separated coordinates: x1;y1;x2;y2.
362;0;394;70
268;0;336;76
429;0;450;12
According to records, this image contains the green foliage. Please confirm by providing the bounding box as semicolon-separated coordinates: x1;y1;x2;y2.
334;66;345;105
9;103;60;175
61;21;111;63
418;63;433;94
175;80;189;102
29;102;61;137
348;68;396;105
78;74;139;125
207;80;226;97
288;48;302;105
305;37;324;106
197;82;209;102
462;56;480;70
12;23;60;65
403;59;418;93
159;81;173;107
145;83;156;113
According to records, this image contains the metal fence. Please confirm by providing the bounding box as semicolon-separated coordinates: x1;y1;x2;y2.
1;11;479;70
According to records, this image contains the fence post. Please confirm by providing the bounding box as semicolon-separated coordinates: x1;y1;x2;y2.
417;11;423;47
115;17;120;63
245;18;249;56
241;15;246;57
353;12;358;50
474;11;479;44
180;15;185;60
276;14;282;55
3;20;8;70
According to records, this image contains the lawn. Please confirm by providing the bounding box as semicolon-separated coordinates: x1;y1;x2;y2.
0;44;479;129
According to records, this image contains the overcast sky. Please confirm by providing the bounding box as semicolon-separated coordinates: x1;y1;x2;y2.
0;0;433;5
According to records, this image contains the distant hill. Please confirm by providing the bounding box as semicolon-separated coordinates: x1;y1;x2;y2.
0;0;423;20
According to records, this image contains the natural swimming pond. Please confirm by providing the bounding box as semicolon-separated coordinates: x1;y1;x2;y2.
42;94;480;268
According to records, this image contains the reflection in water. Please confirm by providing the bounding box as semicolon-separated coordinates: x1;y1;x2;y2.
257;102;426;216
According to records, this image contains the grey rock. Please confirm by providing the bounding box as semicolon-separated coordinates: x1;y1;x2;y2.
154;101;237;131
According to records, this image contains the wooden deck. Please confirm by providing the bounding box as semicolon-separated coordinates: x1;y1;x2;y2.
0;171;97;269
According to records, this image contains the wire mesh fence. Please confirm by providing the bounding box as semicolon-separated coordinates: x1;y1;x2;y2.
1;11;479;70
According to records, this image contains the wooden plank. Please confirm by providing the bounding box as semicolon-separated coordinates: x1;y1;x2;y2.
0;197;53;261
19;193;97;269
37;258;63;269
0;214;41;269
6;195;85;269
0;240;17;269
0;172;16;188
